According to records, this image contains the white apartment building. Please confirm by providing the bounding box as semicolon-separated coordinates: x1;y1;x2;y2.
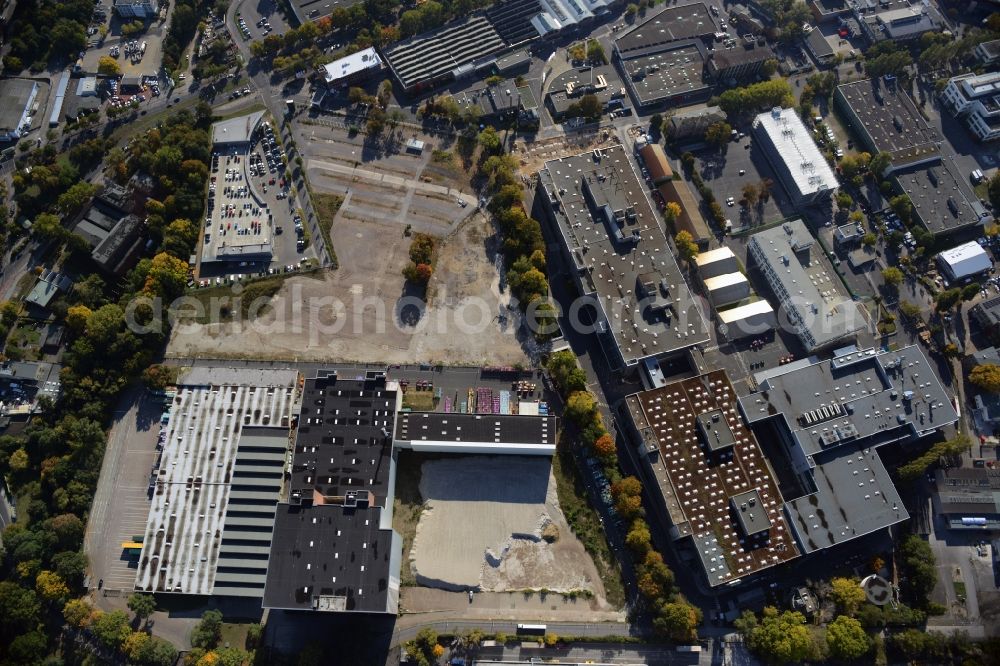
942;72;1000;142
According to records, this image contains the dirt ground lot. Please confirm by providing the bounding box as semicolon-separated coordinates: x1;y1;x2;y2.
514;124;621;175
409;456;609;604
167;211;531;365
168;115;533;364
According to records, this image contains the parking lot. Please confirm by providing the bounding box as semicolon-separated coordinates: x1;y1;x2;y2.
694;136;794;230
83;389;165;598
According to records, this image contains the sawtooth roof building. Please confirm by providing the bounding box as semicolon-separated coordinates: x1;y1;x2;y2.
537;144;709;375
383;0;615;93
751;107;838;205
748;219;866;353
739;345;958;554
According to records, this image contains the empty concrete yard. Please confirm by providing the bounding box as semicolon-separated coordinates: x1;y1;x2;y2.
84;387;164;603
409;456;608;603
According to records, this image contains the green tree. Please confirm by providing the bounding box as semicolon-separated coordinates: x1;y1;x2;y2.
32;212;67;242
191;609;224;649
654;601;701;642
899;535;936;605
62;597;94;628
0;581;41;635
139;636;179;666
477;126;502;155
881;266;903;290
92;609;132;649
704;121;733;148
8;631;47;663
625;519;652;556
98;55;121;76
547;351;587;395
566;93;603;122
743;607;815;664
564;391;599;429
935;287;962;312
836;191;854;211
826;615;871;660
35;570;70;602
128;592;156;624
57;181;98;215
586;39;607;64
869;151;892;177
889;194;914;225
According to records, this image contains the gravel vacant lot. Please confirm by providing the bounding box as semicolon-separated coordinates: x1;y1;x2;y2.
410;456;607;602
167;213;531;365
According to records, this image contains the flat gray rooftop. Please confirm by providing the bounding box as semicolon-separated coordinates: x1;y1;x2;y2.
892;159;989;235
211;110;264;145
835;79;939;165
618;41;709;107
696;408;737;453
0;78;36;132
614;2;716;55
740;346;958;458
748;220;865;352
785;441;908;553
539;144;707;366
732;489;771;536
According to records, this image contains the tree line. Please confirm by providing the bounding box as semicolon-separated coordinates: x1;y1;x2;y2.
0;107;215;662
546;351;702;642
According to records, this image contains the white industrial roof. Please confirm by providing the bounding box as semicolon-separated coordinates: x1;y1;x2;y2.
135;374;299;595
754;107;837;198
703;271;748;291
937;241;991;279
718;299;775;323
322;47;382;84
695;246;736;267
211;110;264;145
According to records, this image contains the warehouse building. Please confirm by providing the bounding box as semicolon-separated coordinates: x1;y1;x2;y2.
717;300;776;339
751;107;837;206
658;178;712;251
638;143;673;186
739;345;958;555
747;219;865;353
72;188;145;276
321;48;383;88
891;160;991;237
134;369;300;597
937;241;992;283
614;3;717;55
695;246;739;279
941;71;1000;143
622;370;801;587
615;39;711;110
537;145;709;373
833;78;940;171
704;272;751;307
135;367;560;611
934;467;1000;531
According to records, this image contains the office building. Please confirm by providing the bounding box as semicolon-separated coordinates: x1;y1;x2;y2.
751;107;837;205
941;72;1000;143
707;38;775;81
739;345;958;554
623;371;802;587
976;39;1000;67
891;159;991;236
537;144;709;373
747;219;865;352
855;1;943;44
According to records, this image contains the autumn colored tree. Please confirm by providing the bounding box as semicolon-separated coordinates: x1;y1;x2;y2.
36;570;70;602
66;304;92;333
674;230;699;263
592;433;616;459
625;519;652;556
63;597;95;628
830;577;866;616
970;364;1000;393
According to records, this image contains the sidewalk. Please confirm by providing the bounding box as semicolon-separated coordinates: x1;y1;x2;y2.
401;587;627;624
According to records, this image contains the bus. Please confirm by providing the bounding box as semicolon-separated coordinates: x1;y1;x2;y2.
515;624;546;637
